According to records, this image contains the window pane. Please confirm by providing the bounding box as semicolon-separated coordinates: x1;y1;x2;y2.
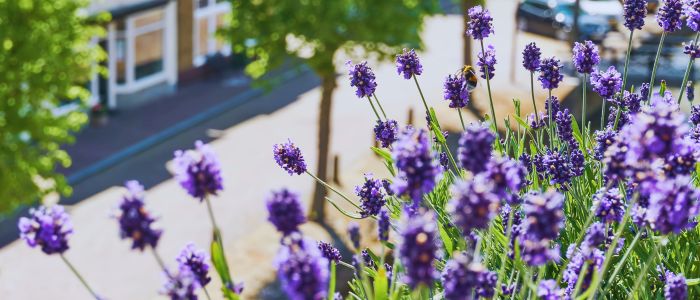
215;14;227;52
116;36;127;84
197;18;209;56
134;9;164;28
134;29;164;79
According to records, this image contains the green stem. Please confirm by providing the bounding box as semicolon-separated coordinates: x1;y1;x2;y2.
328;261;337;300
600;97;606;131
60;254;101;300
306;171;361;210
457;108;466;131
366;96;382;121
582;75;587;148
647;31;667;103
547;89;555;146
412;75;431;117
152;248;169;274
530;72;539;122
678;33;700;104
603;230;643;293
372;94;388;119
621;30;634;93
205;197;221;236
480;39;500;138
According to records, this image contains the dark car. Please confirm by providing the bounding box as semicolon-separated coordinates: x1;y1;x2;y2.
516;0;623;42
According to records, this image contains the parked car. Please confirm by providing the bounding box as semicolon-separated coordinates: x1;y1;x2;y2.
516;0;623;42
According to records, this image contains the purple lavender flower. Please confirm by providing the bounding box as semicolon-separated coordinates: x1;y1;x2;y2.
361;249;375;268
664;271;688;300
467;5;494;40
173;140;223;200
544;96;561;120
691;106;700;126
657;0;684;32
687;81;695;102
266;188;306;236
591;66;622;99
161;267;200;300
621;100;689;163
520;238;560;266
570;148;585;177
644;176;700;234
537;280;565;300
663;141;698;177
624;0;647;30
583;222;607;249
563;245;604;296
116;180;162;251
439;152;449;170
273;140;307;176
624;90;643;113
529;112;546;129
317;241;342;263
378;209;390;242
177;243;211;287
391;127;440;207
500;204;523;257
373;119;399;148
539;149;574;187
484;156;527;197
572;41;600;74
346;61;377;98
458;123;495;173
348;222;360;249
555;109;575;146
538;57;564;90
607;106;630;129
275;236;329;300
602;138;631;184
595;128;616;160
477;44;496;79
443;74;469;108
396;49;423;79
523;190;565;241
18;205;73;255
592;188;625;223
442;253;497;300
355;174;387;217
448;175;500;235
684;41;700;59
522;42;541;72
639;82;651;100
399;211;439;288
687;0;700;31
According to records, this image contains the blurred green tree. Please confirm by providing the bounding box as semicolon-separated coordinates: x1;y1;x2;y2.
0;0;106;213
224;0;438;223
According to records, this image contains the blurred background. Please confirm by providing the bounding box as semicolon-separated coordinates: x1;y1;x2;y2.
0;0;696;299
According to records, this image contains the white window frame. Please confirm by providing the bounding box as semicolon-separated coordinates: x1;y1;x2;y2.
193;0;231;67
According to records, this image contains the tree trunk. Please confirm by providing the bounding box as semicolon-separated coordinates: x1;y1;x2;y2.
310;75;336;223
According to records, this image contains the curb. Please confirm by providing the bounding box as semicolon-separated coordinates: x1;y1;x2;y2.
67;65;310;185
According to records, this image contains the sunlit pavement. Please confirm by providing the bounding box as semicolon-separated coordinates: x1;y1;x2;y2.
0;3;585;299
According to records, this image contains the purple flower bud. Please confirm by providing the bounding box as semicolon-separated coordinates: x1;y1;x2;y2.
624;0;647;30
173;140;223;200
639;82;651;100
266;188;306;236
448;175;500;235
591;66;622;99
317;241;342;263
522;42;541;72
477;44;496;79
687;0;700;31
116;180;162;251
687;81;695;102
520;238;560;266
273;140;308;176
538;57;564;90
621;100;689;163
346;61;377;98
177;243;211;287
442;253;497;299
664;271;688;300
555;109;575;146
361;249;375;268
396;49;423;79
467;5;494;40
593;188;625;223
523;190;565;241
563;244;604;296
537;279;565;300
348;222;360;249
391;127;440;207
583;222;607;249
373;119;399;148
484;156;527;197
399;211;439;288
624;90;643;113
663;141;697;177
443;74;469;108
657;0;684;32
378;209;390;242
683;41;700;59
355;173;387;217
458;123;495;173
538;149;574;187
275;236;329;300
161;267;200;300
572;40;600;74
644;176;700;234
18;205;73;255
602;138;630;184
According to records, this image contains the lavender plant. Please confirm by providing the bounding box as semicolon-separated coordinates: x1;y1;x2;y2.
18;2;700;300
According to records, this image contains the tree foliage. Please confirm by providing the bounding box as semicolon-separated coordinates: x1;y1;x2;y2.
0;0;106;213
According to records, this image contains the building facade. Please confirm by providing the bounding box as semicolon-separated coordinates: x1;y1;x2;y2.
86;0;232;110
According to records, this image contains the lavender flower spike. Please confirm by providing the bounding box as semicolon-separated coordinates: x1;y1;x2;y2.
656;0;684;32
399;211;439;289
177;243;211;287
116;180;162;251
523;190;565;241
161;267;200;300
275;236;329;300
591;66;622;99
664;270;688;300
538;57;564;90
391;126;440;207
443;74;469;108
442;252;497;300
572;40;600;74
173;140;224;200
477;44;496;79
273;140;307;176
355;173;387;217
448;174;500;235
687;0;700;31
467;5;494;40
458;123;496;174
396;49;423;79
18;205;73;255
624;0;647;30
266;188;306;236
522;42;541;72
346;61;377;98
373;119;399;148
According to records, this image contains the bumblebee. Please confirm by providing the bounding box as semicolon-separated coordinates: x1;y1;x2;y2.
456;65;478;90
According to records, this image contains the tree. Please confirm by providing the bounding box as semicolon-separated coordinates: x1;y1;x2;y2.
224;0;437;223
0;0;105;212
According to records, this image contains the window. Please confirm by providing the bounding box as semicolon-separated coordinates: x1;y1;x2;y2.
193;0;231;66
115;20;127;84
133;9;165;80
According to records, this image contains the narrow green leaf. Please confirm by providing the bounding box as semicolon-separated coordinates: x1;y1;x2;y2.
374;266;389;300
328;261;337;300
371;146;393;163
512;114;531;131
210;230;238;300
570;113;584;148
438;221;454;256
